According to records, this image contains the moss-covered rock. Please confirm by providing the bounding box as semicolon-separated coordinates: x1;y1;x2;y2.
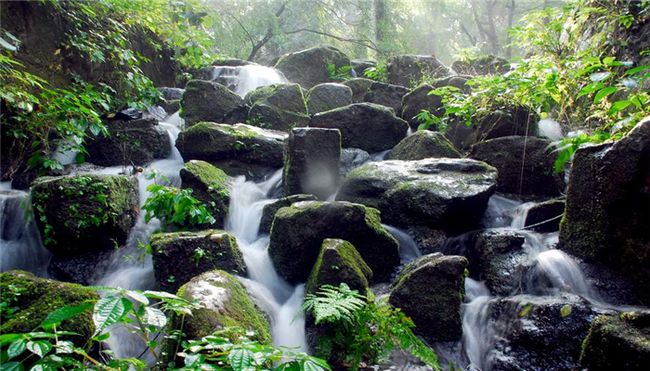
362;81;410;113
248;102;310;132
268;201;399;284
388;130;460;160
306;239;372;295
175;122;287;179
180;160;231;228
259;194;317;235
342;78;374;103
386;55;451;87
151;230;246;293
0;270;97;346
580;311;650;370
181;80;246;126
244;83;309;132
388;253;467;342
307;83;353;114
309;103;408;153
337;158;497;232
399;84;442;129
475;104;540;141
451;55;510;76
274;45;351;89
31;174;138;255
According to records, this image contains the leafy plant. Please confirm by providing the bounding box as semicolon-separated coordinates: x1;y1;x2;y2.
363;61;388;82
326;62;353;81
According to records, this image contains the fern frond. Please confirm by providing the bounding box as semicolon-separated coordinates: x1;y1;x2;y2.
302;283;365;325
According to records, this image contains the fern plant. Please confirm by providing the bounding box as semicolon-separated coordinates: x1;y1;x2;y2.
302;283;365;326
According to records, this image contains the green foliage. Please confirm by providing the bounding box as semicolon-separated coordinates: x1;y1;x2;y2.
302;284;440;371
142;171;216;231
326;62;353;81
363;62;388;82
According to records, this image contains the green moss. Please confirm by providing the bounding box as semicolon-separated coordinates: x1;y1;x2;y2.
306;239;373;294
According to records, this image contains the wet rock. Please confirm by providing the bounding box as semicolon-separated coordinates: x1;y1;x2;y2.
580;311;650;371
247;103;310;132
340;148;371;177
363;81;410;113
388;130;461;160
151;230;246;293
476;104;540;141
86;117;170;167
245;83;309;131
337;158;497;232
307;83;353;114
176;122;287;179
306;238;373;295
161;99;181;114
342;78;374;103
31;174;138;255
259;194;317;235
470;136;564;197
181;80;246;126
451;55;510;76
283;127;341;199
400;84;443;129
268;201;400;284
274;45;351;88
432;75;472;92
310;103;408;152
560;117;650;304
180;160;231;228
48;249;114;285
406;225;447;255
387;55;451;87
523;199;565;232
351;59;376;76
388;253;468;342
444;119;478;151
158;87;185;100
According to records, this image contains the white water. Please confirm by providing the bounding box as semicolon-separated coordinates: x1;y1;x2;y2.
383;224;421;264
212;64;287;97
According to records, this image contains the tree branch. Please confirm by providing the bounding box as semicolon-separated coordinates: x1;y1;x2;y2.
283;28;379;51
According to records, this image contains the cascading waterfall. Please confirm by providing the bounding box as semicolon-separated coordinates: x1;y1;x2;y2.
211;64;288;97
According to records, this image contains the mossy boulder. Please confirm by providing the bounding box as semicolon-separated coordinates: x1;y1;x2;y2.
175;122;287;179
400;84;443;129
245;83;309;131
274;45;351;89
340;148;371;177
86;117;171;167
268;201;399;284
470;136;564;197
451;55;510;76
259;194;317;235
560;117;650;304
283;127;341;199
388;130;460;160
0;270;97;346
306;83;353;114
306;239;373;295
181;80;246;126
342;78;374;103
151;230;246;293
248;102;310;132
309;103;408;152
388;253;467;342
475;104;540;141
180;160;231;228
350;59;376;76
336;158;497;232
31;174;138;256
387;55;451;87
362;81;410;113
580;311;650;370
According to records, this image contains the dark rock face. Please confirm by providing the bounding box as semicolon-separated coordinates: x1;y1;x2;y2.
340;148;371;177
444;119;478;151
386;55;451;87
181;80;246;126
268;201;400;284
175;122;287;179
283;128;341;199
307;83;353;114
31;174;138;256
151;230;246;293
524;199;565;232
180;160;231;228
245;83;309;132
350;59;376;76
159;87;185;101
580;311;650;371
86;117;170;167
388;130;461;160
337;158;497;231
476;104;540;141
309;103;408;152
48;249;114;285
363;81;410;113
559;117;650;304
259;194;317;235
388;253;468;342
342;78;374;103
274;45;351;88
451;55;511;76
470;136;564;197
400;84;443;129
306;238;373;295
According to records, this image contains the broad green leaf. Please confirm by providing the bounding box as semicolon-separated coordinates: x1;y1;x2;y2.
302;358;330;371
228;348;254;371
593;86;618;103
26;340;52;358
625;65;650;76
92;296;132;335
126;290;149;305
609;100;632;115
589;71;611;82
41;303;93;330
143;306;167;328
0;36;17;51
7;339;27;359
0;362;22;371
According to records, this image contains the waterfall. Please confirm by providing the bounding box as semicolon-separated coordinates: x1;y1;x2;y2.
211;64;287;97
383;224;421;264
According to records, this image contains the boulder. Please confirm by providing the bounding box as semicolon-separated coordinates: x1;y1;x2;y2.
48;249;114;285
342;78;374;103
559;117;650;304
86;117;170;167
151;230;246;293
180;160;231;228
388;253;467;342
0;270;97;347
259;194;317;235
283;128;341;199
350;59;376;76
247;103;310;132
363;81;410;113
306;238;373;295
406;226;447;255
274;45;351;88
176;122;287;179
470;136;564;197
451;55;510;76
161;99;181;114
268;201;400;284
400;84;443;129
158;87;185;100
31;174;138;255
444;119;478;151
340;148;371;177
337;158;497;231
580;311;650;371
475;104;540;141
523;198;565;232
386;55;451;87
310;103;408;152
306;83;353;114
181;80;246;126
388;130;461;160
245;83;309;131
432;75;472;92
